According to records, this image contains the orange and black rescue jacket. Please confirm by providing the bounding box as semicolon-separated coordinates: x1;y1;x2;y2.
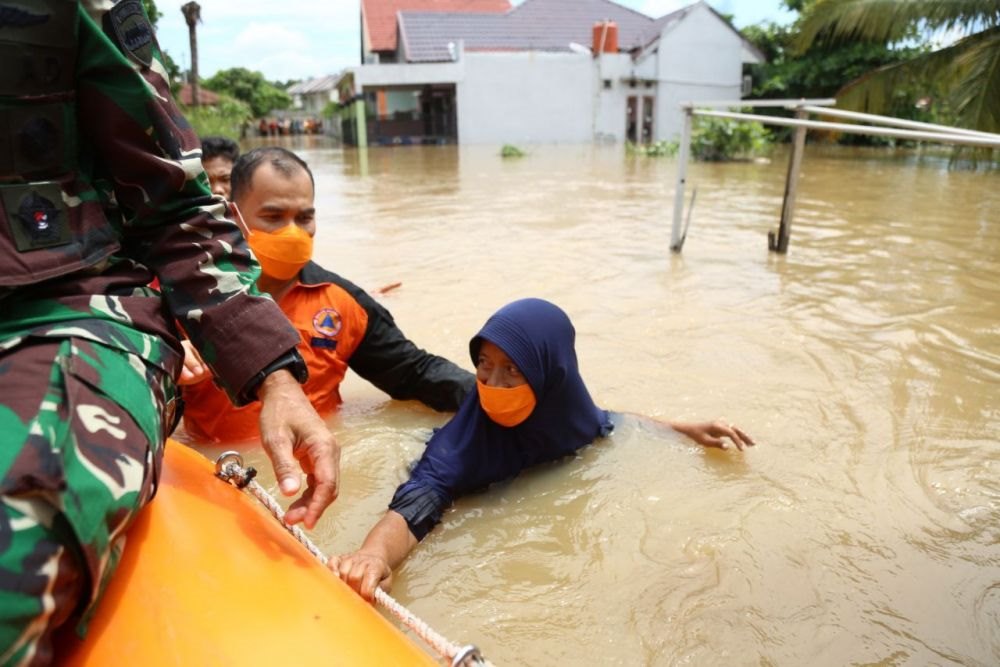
181;262;474;442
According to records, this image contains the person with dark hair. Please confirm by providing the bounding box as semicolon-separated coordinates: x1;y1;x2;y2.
200;136;240;199
329;298;755;601
0;4;338;662
180;147;475;442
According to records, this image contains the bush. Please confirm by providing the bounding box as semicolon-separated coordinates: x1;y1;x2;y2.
626;140;678;157
501;144;525;158
690;116;771;161
181;94;253;139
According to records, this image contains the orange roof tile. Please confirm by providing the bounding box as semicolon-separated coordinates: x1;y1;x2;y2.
178;83;220;106
362;0;511;52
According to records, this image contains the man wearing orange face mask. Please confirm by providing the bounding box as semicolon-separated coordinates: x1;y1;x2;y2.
180;147;474;443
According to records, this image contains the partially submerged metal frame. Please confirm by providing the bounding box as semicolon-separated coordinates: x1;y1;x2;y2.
670;99;1000;253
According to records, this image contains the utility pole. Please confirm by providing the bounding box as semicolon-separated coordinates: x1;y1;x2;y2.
181;2;201;107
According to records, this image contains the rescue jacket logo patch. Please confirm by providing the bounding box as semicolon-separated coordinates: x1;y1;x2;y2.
313;308;343;338
109;0;154;68
0;5;49;29
9;188;70;250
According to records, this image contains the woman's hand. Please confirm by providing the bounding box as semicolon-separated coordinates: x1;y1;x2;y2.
329;511;417;601
178;339;210;385
670;419;756;451
328;551;393;602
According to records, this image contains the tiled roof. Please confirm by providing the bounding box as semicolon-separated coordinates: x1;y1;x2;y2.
362;0;511;52
287;74;342;95
399;13;508;62
178;83;219;105
399;0;679;63
506;0;659;50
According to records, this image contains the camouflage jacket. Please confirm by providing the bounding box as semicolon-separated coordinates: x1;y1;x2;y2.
0;0;298;403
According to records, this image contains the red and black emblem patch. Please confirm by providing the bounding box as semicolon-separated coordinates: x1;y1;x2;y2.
2;183;71;251
109;0;154;68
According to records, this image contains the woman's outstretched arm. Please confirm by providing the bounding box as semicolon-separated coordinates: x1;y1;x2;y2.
328;510;418;601
622;412;755;451
665;419;755;450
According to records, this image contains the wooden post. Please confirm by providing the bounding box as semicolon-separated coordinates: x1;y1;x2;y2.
771;107;807;253
670;107;693;252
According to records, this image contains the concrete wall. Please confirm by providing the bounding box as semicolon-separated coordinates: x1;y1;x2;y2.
354;62;463;87
592;52;633;143
456;52;593;144
653;3;745;140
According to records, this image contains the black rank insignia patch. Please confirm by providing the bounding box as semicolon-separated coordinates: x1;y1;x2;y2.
3;184;71;251
109;0;154;68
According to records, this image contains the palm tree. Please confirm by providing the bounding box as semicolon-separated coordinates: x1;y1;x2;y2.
181;2;202;108
795;0;1000;134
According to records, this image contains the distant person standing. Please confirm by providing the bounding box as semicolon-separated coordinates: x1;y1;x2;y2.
200;136;240;199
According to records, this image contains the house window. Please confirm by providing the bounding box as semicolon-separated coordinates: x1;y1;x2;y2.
603;79;612;90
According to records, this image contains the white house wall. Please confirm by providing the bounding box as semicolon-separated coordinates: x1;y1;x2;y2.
456;52;593;144
354;62;463;88
593;52;633;143
654;4;745;140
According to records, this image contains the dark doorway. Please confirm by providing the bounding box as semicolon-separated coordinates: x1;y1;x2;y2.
626;95;638;143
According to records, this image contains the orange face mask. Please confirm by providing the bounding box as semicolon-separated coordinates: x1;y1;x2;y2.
477;379;537;427
247;224;313;281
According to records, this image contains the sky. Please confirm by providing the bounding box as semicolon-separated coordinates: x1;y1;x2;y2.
154;0;795;83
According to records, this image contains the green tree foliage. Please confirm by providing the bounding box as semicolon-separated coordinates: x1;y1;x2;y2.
182;94;253;140
795;0;1000;134
744;1;928;140
141;0;182;86
203;68;292;118
142;0;161;27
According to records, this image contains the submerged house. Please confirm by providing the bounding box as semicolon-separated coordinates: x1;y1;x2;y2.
288;74;342;115
345;0;764;146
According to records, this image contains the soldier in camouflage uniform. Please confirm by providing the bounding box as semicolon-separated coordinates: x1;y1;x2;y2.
0;1;339;664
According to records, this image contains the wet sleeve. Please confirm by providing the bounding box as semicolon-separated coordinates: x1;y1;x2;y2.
388;481;451;542
346;288;475;411
77;2;299;403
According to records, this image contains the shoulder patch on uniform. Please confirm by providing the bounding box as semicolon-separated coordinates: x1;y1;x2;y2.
109;0;154;68
313;308;343;338
2;183;71;251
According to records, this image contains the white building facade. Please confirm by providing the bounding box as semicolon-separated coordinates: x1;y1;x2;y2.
347;0;762;146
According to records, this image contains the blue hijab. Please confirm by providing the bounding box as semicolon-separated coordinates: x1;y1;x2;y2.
401;298;613;504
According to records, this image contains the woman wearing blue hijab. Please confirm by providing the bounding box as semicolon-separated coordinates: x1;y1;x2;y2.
331;298;754;600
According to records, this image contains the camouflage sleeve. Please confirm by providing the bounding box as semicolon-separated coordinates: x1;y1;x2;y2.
76;0;299;402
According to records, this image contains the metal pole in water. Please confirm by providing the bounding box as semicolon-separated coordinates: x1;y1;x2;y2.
771;107;807;253
671;107;693;252
355;96;368;149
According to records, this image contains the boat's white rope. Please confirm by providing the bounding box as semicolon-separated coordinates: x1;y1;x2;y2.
215;454;490;667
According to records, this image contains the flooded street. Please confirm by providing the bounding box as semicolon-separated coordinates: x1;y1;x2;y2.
189;141;999;665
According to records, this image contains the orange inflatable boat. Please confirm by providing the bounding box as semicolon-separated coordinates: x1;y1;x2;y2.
60;442;437;666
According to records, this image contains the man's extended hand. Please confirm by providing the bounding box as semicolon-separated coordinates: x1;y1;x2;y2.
257;369;340;528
